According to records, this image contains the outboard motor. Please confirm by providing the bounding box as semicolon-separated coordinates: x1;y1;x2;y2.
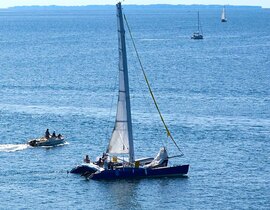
29;140;37;147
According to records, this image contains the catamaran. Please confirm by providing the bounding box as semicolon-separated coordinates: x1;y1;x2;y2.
191;11;203;39
70;2;189;180
221;6;227;22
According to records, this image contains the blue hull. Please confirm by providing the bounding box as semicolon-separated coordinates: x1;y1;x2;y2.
91;165;189;180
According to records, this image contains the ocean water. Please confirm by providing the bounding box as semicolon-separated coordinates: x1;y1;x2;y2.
0;6;270;209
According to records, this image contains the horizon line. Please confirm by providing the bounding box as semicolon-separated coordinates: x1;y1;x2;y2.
1;4;267;10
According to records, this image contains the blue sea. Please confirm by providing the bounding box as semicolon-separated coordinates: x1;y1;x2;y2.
0;5;269;209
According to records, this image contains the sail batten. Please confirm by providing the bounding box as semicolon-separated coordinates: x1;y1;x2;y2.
107;3;135;163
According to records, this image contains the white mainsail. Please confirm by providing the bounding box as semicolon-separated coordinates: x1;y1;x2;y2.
106;3;135;163
221;7;226;21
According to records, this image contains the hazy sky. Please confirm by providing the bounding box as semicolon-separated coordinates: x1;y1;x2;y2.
0;0;269;8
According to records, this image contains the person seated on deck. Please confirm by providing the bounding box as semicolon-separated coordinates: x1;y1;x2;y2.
57;133;62;139
99;153;106;163
84;155;90;163
103;158;108;169
96;157;103;167
101;153;109;169
108;161;114;170
45;129;50;139
52;131;56;138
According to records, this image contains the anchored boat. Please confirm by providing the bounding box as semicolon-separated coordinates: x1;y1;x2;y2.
71;2;189;180
191;11;203;39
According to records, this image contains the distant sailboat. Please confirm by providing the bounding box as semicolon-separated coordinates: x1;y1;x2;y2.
70;2;189;180
191;11;203;40
221;6;227;22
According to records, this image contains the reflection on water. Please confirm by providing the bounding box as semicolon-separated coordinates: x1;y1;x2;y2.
95;180;141;209
84;177;190;209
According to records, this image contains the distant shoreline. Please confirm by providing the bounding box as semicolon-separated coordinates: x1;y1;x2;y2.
0;4;264;11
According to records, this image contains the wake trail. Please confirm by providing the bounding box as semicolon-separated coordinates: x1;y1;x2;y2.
0;144;30;152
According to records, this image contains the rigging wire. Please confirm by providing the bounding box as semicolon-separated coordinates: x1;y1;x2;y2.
123;14;183;156
125;28;160;150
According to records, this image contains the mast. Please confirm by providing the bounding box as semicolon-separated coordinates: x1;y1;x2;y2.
197;11;200;32
117;2;134;163
107;2;135;163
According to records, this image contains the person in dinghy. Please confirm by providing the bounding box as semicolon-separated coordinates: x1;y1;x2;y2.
45;129;50;139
